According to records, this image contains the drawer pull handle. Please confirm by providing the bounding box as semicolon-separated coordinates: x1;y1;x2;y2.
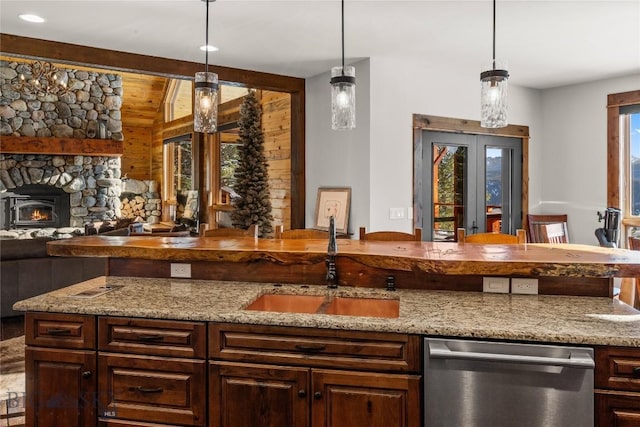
45;328;72;335
137;334;164;342
314;391;322;400
633;367;640;377
295;344;326;352
298;390;306;398
130;386;164;394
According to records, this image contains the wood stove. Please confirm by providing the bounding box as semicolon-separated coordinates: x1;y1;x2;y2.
0;185;70;229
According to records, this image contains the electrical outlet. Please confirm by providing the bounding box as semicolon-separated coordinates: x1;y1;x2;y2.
389;207;405;220
511;278;539;294
170;263;191;278
482;277;510;293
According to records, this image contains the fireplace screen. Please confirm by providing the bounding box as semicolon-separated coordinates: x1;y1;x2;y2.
15;200;57;226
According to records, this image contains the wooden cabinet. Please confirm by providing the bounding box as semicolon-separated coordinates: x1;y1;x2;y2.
97;317;206;426
25;313;97;427
595;346;640;426
208;323;421;427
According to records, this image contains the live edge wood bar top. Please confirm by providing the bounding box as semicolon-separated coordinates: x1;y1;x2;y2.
47;236;640;278
13;276;640;347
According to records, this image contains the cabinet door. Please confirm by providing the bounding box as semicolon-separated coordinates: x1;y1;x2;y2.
311;369;420;427
26;347;96;427
209;361;309;427
596;391;640;427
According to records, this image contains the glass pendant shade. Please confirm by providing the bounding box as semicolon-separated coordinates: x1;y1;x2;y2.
330;65;356;130
194;71;219;133
480;60;509;128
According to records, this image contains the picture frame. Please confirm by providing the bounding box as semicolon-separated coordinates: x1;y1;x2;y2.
314;187;351;234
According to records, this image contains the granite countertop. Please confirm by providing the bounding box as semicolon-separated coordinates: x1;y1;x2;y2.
14;276;640;348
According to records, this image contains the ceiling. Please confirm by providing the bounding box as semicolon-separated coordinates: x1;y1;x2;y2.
1;1;639;90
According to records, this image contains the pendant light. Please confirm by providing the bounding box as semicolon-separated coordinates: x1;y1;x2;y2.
330;0;356;130
194;0;219;133
480;0;509;128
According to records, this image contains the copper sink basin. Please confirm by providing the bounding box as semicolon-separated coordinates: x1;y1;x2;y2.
324;297;400;318
245;293;399;318
244;294;326;314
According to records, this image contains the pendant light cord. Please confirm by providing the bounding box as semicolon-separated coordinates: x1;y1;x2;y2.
205;0;210;73
341;0;345;76
492;0;496;70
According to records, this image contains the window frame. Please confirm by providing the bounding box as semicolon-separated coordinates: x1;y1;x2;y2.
606;90;640;245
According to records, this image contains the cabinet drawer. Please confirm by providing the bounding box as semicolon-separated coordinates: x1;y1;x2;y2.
99;419;184;426
209;323;421;372
596;346;640;392
98;353;206;426
98;317;206;359
26;312;95;349
595;391;640;427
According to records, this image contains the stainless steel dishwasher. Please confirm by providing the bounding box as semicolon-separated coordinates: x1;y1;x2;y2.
424;338;594;427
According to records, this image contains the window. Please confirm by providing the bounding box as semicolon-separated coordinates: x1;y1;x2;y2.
607;90;640;245
163;134;194;220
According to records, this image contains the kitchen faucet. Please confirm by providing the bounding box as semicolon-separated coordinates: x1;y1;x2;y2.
326;215;338;288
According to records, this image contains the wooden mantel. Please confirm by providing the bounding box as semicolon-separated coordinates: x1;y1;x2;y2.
0;136;123;156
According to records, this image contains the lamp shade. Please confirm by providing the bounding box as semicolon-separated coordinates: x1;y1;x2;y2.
330;65;356;130
194;71;218;133
480;60;509;128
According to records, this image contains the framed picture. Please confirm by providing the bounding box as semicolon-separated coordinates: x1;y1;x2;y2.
314;187;351;234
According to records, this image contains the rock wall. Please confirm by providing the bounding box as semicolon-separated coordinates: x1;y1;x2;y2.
0;60;123;140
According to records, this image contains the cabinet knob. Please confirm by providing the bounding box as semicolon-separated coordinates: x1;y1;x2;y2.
298;390;306;398
633;366;640;377
314;391;322;400
81;371;92;379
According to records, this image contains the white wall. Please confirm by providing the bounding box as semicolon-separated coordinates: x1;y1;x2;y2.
307;55;542;237
305;59;370;237
538;74;640;245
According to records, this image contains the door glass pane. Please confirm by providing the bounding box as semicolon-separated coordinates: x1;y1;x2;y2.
432;144;467;242
485;147;503;232
630;112;640;215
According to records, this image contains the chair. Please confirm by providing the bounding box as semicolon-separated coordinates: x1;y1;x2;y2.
457;228;526;244
359;227;422;241
202;224;258;238
274;225;328;239
619;237;640;309
527;214;569;243
540;223;568;244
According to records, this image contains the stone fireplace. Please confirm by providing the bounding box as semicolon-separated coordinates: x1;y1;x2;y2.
1;184;70;229
0;153;122;228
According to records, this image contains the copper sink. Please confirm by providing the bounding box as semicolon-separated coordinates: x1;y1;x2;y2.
244;294;326;314
245;293;400;318
324;297;400;318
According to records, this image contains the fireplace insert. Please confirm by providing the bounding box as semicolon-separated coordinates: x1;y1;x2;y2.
0;185;70;229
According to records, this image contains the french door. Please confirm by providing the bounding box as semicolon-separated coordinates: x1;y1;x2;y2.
421;131;522;241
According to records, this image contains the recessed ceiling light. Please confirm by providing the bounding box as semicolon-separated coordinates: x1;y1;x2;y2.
18;14;45;23
200;44;219;52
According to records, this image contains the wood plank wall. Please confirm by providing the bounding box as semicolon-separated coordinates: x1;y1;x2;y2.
262;90;292;230
121;127;152;179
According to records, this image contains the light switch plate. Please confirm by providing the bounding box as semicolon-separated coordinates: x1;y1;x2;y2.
511;278;539;294
389;207;405;220
483;277;510;293
170;263;191;278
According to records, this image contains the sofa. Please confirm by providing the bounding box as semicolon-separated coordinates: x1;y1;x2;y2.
0;237;107;318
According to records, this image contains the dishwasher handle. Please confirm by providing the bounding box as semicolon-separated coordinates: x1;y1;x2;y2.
429;341;594;369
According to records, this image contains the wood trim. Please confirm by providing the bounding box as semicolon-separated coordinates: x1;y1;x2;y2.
413;114;529;138
606;90;640;209
0;135;123;156
412;114;530;236
1;33;306;229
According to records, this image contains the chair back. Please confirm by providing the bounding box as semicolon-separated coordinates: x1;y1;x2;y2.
203;224;258;238
359;227;422;241
274;225;328;239
620;237;640;309
527;214;569;243
457;228;526;244
541;223;568;244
